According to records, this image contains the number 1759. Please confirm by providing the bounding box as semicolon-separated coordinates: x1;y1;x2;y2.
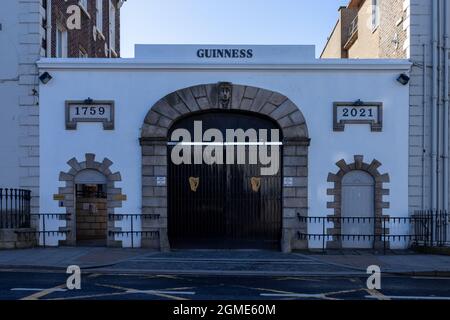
75;106;106;116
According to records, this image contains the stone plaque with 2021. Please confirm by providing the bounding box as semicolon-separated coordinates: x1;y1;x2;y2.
333;101;382;132
65;100;115;130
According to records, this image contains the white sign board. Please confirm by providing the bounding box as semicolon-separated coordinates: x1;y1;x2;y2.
66;100;114;130
134;45;316;64
156;177;166;186
284;177;294;187
333;102;383;132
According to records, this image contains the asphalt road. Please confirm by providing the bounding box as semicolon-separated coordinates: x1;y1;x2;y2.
0;269;450;300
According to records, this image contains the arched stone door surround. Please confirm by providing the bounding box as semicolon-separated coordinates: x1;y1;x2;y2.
140;83;310;252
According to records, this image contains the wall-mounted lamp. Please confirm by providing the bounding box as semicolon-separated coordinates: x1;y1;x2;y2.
397;73;410;85
39;72;53;84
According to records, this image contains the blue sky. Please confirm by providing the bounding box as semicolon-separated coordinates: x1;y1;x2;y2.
120;0;349;58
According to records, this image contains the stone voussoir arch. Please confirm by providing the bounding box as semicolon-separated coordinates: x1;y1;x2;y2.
326;155;390;250
141;82;309;141
139;82;310;252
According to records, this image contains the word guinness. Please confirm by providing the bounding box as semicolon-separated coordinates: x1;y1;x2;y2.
197;48;254;59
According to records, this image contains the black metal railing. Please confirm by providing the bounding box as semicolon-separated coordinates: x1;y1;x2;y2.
108;213;160;248
75;190;107;199
297;211;449;253
0;188;31;229
30;213;71;247
413;210;449;247
15;213;160;248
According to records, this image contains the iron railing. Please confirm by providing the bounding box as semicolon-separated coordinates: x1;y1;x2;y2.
297;211;449;253
0;188;31;229
31;213;71;247
413;210;449;247
16;211;450;250
108;213;160;248
75;190;107;199
13;213;160;248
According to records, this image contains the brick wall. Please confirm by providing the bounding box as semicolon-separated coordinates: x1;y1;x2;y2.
51;0;120;57
379;0;407;58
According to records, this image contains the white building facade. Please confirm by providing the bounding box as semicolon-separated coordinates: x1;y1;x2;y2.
35;45;411;251
2;0;448;251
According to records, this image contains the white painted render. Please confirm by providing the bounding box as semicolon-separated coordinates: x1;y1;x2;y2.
0;1;21;187
37;52;411;248
0;0;43;213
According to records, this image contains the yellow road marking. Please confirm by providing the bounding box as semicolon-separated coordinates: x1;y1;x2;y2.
97;283;190;300
365;288;391;300
48;291;130;300
20;284;67;301
275;277;322;282
253;287;338;300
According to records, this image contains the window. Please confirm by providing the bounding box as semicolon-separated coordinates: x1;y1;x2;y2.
109;0;116;54
79;46;88;58
56;26;68;58
96;0;103;34
372;0;380;30
79;0;88;10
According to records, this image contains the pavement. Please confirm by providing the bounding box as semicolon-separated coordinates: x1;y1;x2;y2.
1;247;450;276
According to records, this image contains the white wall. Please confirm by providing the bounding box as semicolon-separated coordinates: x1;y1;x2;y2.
0;0;43;212
0;0;20;187
38;61;410;248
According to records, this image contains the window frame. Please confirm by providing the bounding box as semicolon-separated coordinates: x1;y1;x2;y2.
56;26;68;58
371;0;380;31
96;0;103;34
109;0;116;55
78;46;88;58
79;0;88;11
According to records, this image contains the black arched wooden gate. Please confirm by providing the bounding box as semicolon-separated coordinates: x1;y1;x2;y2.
167;111;282;249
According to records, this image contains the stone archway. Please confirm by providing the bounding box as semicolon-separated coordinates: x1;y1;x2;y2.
327;155;390;250
140;82;310;252
57;153;124;247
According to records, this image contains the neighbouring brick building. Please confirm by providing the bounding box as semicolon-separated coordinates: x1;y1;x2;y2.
322;0;450;221
48;0;122;58
0;0;124;248
321;0;407;59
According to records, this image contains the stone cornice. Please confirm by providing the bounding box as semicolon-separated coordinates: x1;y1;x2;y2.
37;58;412;72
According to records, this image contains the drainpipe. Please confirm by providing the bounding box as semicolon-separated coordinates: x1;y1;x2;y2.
443;0;449;215
422;43;427;210
46;0;52;57
431;0;439;211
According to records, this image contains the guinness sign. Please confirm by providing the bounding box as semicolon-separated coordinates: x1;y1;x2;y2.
196;48;254;59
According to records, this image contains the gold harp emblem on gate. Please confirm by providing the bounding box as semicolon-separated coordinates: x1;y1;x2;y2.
250;177;261;192
189;177;200;192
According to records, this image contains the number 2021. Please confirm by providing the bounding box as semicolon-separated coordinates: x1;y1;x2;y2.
75;106;106;116
342;108;373;118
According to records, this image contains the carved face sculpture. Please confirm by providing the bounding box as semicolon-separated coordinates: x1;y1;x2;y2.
218;83;232;108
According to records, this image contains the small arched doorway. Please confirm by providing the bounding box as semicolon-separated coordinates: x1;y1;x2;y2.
167;111;282;249
341;170;375;249
74;169;108;246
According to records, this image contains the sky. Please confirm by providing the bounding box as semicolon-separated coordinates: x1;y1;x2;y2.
120;0;349;58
